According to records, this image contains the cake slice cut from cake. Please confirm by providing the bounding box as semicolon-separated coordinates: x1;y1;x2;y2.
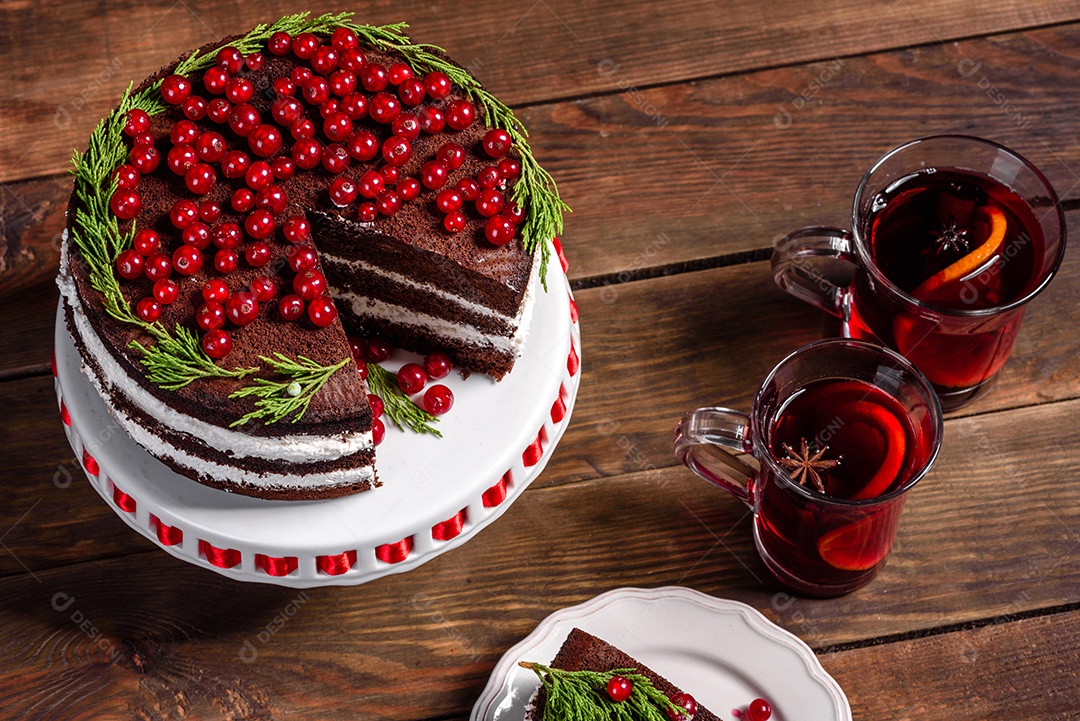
527;628;723;721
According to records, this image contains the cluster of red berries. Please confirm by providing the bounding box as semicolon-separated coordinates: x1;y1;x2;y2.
349;336;455;445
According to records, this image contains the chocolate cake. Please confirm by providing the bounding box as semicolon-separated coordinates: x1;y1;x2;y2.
528;628;723;720
57;13;566;500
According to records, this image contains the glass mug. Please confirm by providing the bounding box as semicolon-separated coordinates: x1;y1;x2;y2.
674;339;943;596
772;135;1066;410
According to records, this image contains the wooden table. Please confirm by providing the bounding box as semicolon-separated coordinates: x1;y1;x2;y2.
3;1;1080;718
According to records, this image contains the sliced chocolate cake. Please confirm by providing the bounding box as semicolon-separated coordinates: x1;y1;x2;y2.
58;12;566;500
527;628;723;721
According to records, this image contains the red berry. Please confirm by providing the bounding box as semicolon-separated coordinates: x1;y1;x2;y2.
340;45;366;71
391;113;421;140
116;249;144;279
245;241;272;268
423;384;454;415
324;111;353;142
292;32;319;59
330;177;358;207
199;200;222;223
421;161;449;190
112;164;140;190
372;417;385;445
245;210;275;240
498;157;521;180
202;279;230;303
212;222;243;250
215;46;244;74
278;294;305;321
291;66;314;86
309;44;337;74
396;177;421;201
248;124;283;157
478;165;502;190
358;203;377;222
231;188;256;213
332;27;359;51
482;128;513;158
329;69;357;97
424;353;452;380
342;92;368;120
152;278;180;305
250;275;277;301
124;109;150;137
245;52;265;71
435;189;463;214
245;161;274;191
167;144;197;175
506;202;527;225
436;142;465;171
321;143;351;174
170;119;200;146
182;221;211;249
667;693;698;721
268;31;292;56
283;216;311;244
605;676;632;703
196;131;226;162
292;138;323;169
418;106;446;134
347;130;379;161
143;253;172;281
214;248;239;274
132;131;155;148
348;336;366;362
443;211;467;233
172;245;204;276
446;100;476;130
369;92;401;124
201;329;233;359
397;363;427;394
272;96;304;126
160;74;192;104
203;65;229;95
225;291;259;326
376;190;401;216
221;150;251;179
272;156;296;180
367;393;384;418
307;296;338;327
290;117;316;140
380;166;401;185
273;77;296;97
129;145;159;174
293;269;327;300
366;337;392;362
207;98;232;123
424;71;452;100
229;103;261;137
747;699;772;721
185;163;217;195
361;63;389;92
357;170;384;200
302;76;330;105
136;297;161;322
132;229;160;255
196;302;225;332
457;178;481;201
398;78;425;107
485;215;516;246
287;244;318;272
256;185;288;215
319;98;341;120
110;189;142;220
476;189;506;217
182;95;208;120
382;136;412;166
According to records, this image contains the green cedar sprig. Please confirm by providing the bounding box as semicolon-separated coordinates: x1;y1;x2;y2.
228;353;351;426
519;662;689;721
131;325;258;390
366;362;441;437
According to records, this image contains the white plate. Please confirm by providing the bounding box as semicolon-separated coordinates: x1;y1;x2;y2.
472;587;851;721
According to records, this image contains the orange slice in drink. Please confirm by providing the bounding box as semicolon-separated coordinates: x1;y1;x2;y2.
835;400;906;500
817;513;894;571
911;204;1007;299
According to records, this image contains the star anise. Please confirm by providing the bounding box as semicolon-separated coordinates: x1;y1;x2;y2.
932;216;971;258
778;438;840;492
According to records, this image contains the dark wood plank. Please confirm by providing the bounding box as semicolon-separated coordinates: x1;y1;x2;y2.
0;175;66;297
823;610;1080;719
4;1;1080;182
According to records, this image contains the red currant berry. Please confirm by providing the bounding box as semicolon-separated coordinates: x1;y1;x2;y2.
172;245;204;276
443;211;467;233
347;130;379;161
245;52;265;71
199;200;222;223
201;329;233;359
244;210;275;240
112;164;140;190
302;76;331;105
341;92;368;120
292;32;319;59
133;131;156;148
221;150;251;179
278;294;305;321
212;222;243;250
485;215;516;246
357;170;384;199
605;676;632;703
476;189;506;217
311;45;339;75
382;136;412;166
256;185;288;215
144;252;173;281
478;165;502;190
225;76;255;104
457;178;481;201
167;144;197;175
307;296;338;327
446;99;476;130
421;161;449;190
214;248;240;274
167;200;194;230
136;297;162;322
372;416;385;445
360;63;389;92
272;96;303;126
202;279;230;303
268;31;292;56
226;291;259;326
423;384;454;415
291;65;314;85
396;177;421;201
369;92;401;124
185;163;217;195
482;128;513;158
340;45;366;71
320;98;342;121
376;190;401;216
182;95;208;121
290;117;316;140
248;124;283;157
398;78;426;107
195;131;226;162
356;203;376;222
436;142;466;171
229;103;261;137
203;65;229;95
273;77;296;97
424;71;452;100
380;166;401;185
321;143;351;174
206;98;233;123
197;300;227;330
231;188;256;213
250;275;277;301
152;278;180;305
435;189;463;214
348;336;366;362
272;156;296;180
244;161;273;191
129;145;159;174
170;119;200;146
287;244;318;272
116;249;144;279
245;241;272;268
423;352;452;379
330;177;358;207
323;111;353;142
391;113;421;140
498;157;521;180
665;694;697;721
366;337;392;362
293;269;327;300
132;229;161;255
110;189;142;220
332;27;359;51
418;105;446;134
215;46;244;74
747;698;772;721
397;363;427;394
367;393;384;418
182;221;211;249
282;216;311;244
329;69;357;97
506;202;527;225
160;74;192;104
124;109;150;137
292;138;323;169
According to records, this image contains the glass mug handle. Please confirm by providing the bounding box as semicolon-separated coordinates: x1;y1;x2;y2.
771;227;857;319
674;408;756;506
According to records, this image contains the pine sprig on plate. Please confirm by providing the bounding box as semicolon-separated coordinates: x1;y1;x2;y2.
365;362;441;437
228;354;351;426
518;662;689;721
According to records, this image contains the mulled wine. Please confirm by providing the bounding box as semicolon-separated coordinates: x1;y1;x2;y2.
755;378;934;588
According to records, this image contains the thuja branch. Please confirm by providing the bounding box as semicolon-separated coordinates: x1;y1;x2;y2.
132;326;258;391
366;362;441;437
519;662;688;721
229;354;350;426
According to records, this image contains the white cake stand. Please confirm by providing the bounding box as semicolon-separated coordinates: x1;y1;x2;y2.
54;259;580;587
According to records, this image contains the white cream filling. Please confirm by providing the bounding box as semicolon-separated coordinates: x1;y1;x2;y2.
57;238;373;465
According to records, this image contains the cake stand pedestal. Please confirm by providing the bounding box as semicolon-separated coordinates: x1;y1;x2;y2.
54;263;580;588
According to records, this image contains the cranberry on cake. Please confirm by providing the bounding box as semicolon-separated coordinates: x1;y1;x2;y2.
58;12;568;500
